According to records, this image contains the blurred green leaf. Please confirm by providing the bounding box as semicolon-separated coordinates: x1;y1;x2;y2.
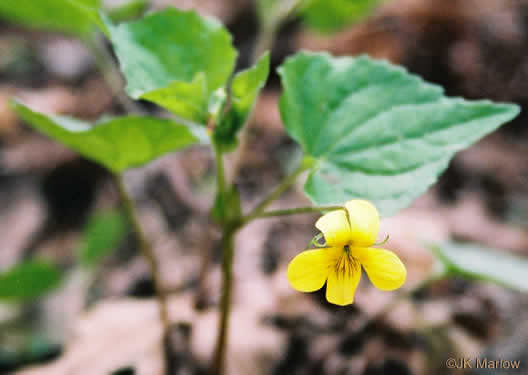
107;0;149;23
300;0;383;33
214;53;270;152
0;260;62;301
103;8;237;123
0;0;102;36
11;101;205;173
429;242;528;291
278;52;519;216
78;211;128;266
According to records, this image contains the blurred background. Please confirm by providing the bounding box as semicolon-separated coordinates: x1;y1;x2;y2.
1;0;528;374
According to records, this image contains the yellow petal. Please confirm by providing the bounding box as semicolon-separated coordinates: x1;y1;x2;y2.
345;200;380;247
315;209;351;247
287;248;335;292
326;251;361;305
354;247;406;291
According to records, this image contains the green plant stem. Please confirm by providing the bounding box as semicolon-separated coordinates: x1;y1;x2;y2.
211;228;236;375
211;2;305;372
210;115;309;375
214;141;226;196
211;164;310;373
242;205;343;223
211;135;232;375
242;163;309;224
113;174;172;375
88;32;179;375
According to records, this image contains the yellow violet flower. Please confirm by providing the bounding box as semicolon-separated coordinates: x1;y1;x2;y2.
287;200;406;306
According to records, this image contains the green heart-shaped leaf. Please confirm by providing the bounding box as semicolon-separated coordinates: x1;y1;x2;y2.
279;52;519;216
104;8;237;123
11;101;205;172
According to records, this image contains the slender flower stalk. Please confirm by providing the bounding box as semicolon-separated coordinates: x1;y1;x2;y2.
243;163;310;223
241;205;343;222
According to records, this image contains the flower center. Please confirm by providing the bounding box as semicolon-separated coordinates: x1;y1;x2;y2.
334;249;357;278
